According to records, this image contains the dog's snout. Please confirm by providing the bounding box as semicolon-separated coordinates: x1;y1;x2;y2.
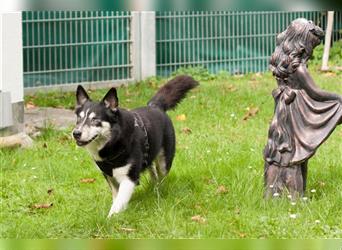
73;129;82;139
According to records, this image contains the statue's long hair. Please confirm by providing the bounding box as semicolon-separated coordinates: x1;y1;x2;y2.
269;18;324;82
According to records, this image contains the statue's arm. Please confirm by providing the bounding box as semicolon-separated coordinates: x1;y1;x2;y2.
295;64;342;102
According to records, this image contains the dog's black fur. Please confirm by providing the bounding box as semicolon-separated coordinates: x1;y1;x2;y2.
74;75;198;185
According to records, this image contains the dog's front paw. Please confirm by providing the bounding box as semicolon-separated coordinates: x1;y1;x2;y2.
107;204;126;218
107;210;118;218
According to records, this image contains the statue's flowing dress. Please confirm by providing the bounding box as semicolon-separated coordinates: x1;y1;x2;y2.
264;64;342;167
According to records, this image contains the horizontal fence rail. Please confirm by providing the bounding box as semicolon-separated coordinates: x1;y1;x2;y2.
156;11;342;76
22;11;132;89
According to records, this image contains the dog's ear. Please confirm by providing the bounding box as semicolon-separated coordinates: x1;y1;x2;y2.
102;88;119;111
76;85;90;106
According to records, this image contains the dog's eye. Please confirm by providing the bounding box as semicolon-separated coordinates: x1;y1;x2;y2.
91;118;101;126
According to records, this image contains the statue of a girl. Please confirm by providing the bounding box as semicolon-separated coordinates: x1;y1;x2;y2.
264;18;342;198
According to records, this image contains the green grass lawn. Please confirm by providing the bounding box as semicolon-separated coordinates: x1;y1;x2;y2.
1;68;341;239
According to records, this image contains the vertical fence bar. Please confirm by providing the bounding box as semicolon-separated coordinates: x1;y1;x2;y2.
200;11;204;69
25;12;30;87
47;11;51;85
223;12;227;72
228;12;231;73
191;12;194;67
214;12;218;72
182;11;186;65
105;11;109;81
32;12;36;86
120;11;123;79
76;11;79;83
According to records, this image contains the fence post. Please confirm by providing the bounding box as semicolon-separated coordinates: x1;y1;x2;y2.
0;12;24;136
140;11;156;79
131;11;142;81
131;11;156;82
321;11;334;71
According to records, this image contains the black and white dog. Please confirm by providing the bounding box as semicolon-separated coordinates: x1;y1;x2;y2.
72;75;198;217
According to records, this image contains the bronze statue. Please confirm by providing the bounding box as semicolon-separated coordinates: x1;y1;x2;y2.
263;18;342;198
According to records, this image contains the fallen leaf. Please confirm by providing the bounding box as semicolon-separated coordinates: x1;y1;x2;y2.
191;215;206;224
58;135;71;143
223;84;237;92
254;72;262;77
26;101;36;109
124;89;132;97
204;177;215;184
242;107;259;120
323;72;336;77
33;203;53;209
47;188;53;195
176;114;186;121
250;80;261;89
216;185;228;194
181;127;192;134
120;227;136;233
178;145;189;150
239;232;247;238
194;204;202;210
318;181;325;187
80;178;96;183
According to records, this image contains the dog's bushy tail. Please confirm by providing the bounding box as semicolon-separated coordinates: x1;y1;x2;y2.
147;75;199;111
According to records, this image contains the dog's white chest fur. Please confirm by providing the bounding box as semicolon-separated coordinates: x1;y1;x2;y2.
112;164;131;183
85;141;104;161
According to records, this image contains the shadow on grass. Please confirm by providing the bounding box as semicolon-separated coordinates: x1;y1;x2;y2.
132;172;197;203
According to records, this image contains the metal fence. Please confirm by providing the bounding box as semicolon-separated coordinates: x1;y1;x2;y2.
156;11;342;76
22;11;342;90
22;11;132;89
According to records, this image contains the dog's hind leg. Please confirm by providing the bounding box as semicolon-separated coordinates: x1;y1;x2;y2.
155;149;168;178
155;143;175;180
148;163;159;182
156;130;175;178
